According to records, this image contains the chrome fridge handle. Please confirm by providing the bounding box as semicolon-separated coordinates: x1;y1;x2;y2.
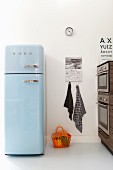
23;80;39;83
23;64;39;68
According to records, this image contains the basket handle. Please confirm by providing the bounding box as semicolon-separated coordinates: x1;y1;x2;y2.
55;126;64;133
55;126;68;137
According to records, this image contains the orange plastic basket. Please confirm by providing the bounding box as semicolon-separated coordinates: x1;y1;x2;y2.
52;126;71;148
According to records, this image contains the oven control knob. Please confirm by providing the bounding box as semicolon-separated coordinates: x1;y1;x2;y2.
98;97;103;101
99;67;102;72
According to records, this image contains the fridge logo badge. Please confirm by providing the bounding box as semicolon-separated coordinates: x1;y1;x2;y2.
99;38;113;63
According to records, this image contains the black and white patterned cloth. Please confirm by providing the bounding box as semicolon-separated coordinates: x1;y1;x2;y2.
73;85;86;133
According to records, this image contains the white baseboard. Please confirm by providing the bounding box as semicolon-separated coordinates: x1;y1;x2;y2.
47;135;101;143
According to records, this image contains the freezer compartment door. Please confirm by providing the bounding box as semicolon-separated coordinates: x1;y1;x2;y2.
5;45;44;74
4;74;44;155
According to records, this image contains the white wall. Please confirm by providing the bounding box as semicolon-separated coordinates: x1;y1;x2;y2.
0;0;113;148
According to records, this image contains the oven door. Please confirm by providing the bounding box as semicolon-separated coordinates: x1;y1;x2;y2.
98;102;109;135
98;72;109;92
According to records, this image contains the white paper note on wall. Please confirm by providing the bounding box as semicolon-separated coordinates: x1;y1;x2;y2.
65;57;82;82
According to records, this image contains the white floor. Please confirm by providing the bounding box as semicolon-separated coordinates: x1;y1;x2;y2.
0;143;113;170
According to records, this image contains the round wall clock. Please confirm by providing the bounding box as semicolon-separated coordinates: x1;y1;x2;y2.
65;27;73;36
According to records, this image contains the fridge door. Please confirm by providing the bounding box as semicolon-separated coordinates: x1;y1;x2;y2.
4;74;44;155
5;45;44;74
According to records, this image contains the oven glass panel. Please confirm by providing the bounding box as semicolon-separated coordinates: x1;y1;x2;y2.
99;74;107;87
99;107;107;125
99;104;108;130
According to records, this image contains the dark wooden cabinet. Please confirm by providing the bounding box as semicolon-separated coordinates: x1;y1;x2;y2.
98;102;113;154
98;127;113;154
110;62;113;93
97;61;113;154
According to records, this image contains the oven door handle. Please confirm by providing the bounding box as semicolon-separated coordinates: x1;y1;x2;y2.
97;71;108;75
96;102;109;107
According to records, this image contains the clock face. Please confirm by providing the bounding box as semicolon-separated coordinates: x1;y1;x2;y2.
65;27;73;36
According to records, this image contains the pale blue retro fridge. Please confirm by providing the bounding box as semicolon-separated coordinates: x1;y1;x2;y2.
4;45;45;155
